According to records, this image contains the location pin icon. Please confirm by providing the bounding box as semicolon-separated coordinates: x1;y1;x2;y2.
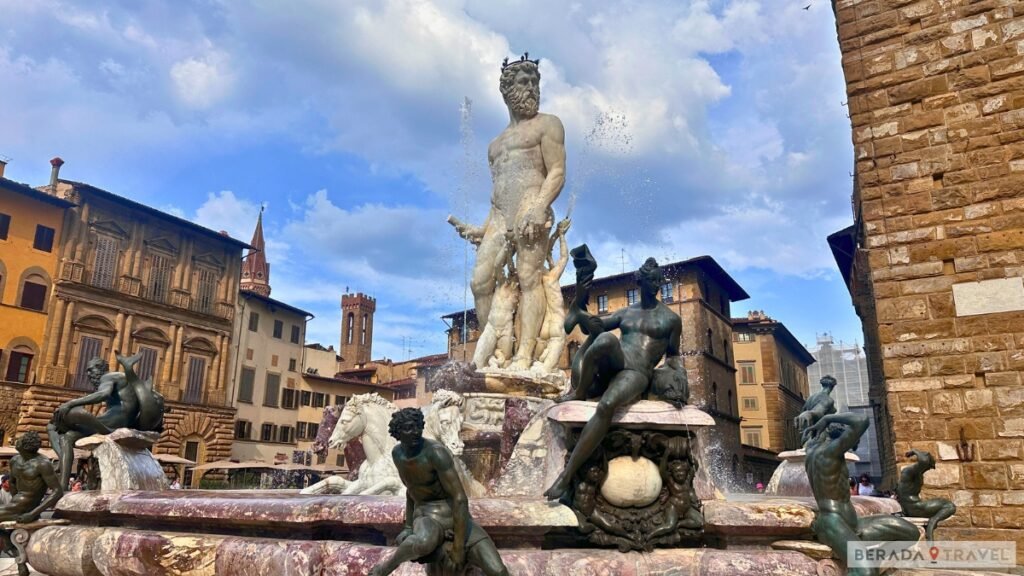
929;546;939;562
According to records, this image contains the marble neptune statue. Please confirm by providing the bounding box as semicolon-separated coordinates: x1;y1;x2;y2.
448;52;567;374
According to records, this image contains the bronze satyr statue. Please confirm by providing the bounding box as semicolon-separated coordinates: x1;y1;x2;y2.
369;408;508;576
47;351;165;489
803;413;918;576
795;375;837;434
545;257;685;500
0;432;63;524
897;449;955;542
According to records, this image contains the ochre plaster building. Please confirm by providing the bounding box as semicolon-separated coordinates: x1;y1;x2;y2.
228;212;314;469
831;0;1024;555
731;310;815;488
11;163;249;484
0;162;74;442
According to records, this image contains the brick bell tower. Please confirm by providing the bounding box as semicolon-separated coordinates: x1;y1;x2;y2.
340;292;375;369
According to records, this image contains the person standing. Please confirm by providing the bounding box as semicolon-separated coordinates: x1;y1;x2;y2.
0;476;11;506
857;473;875;496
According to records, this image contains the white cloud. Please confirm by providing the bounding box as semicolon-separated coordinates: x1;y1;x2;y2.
169;50;234;110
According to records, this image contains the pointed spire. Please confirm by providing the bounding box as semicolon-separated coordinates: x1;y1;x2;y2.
240;205;271;297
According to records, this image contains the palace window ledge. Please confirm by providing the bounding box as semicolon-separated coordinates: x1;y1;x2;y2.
55;277;235;324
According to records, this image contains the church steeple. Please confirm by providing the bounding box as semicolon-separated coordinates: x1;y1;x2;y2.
240;207;271;297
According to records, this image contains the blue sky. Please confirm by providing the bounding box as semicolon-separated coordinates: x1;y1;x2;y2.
0;0;865;361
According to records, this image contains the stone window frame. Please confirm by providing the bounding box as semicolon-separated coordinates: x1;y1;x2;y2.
741;396;758;410
69;315;117;390
742;427;763;448
88;231;123;290
131;326;171;387
345;313;355;345
1;337;39;384
15;266;51;312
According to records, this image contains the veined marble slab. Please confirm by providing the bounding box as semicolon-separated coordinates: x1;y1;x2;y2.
547;400;715;428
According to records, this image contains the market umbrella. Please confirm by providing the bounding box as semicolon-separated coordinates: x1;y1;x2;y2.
153;453;196;466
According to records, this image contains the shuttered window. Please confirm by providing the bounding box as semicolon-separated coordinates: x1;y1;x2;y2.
183;356;206;404
137;346;158;382
237;367;255;403
193;268;217;314
263;373;280;407
72;336;104;390
147;253;174;303
90;235;119;289
5;351;32;383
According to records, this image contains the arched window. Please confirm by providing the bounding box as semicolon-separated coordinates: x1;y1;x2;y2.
4;344;35;383
706;329;713;354
361;313;368;346
346;313;354;345
710;382;718;412
19;273;48;311
727;390;733;416
723;338;729;363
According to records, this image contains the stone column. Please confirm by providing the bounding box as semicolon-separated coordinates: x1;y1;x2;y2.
56;301;76;367
168;325;183;385
131;223;146;278
161;323;177;386
109;312;125;367
73;204;90;262
61;207;81;262
43;298;67;366
121;314;134;354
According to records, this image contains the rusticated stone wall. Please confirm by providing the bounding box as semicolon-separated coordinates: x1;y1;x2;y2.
834;0;1024;558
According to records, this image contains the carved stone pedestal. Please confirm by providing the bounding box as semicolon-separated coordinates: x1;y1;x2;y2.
765;449;860;498
460;393;550;485
76;429;167;491
547;401;716;551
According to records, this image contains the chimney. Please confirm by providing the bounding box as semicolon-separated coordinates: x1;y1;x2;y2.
0;159;6;179
49;157;64;191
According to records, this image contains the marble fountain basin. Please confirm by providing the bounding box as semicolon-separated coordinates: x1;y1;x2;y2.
28;491;902;575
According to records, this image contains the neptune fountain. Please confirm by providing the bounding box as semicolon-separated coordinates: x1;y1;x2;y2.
20;53;928;576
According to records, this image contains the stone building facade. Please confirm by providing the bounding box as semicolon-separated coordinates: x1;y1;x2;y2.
444;256;751;486
18;171;249;484
731;311;814;487
832;0;1024;554
0;162;74;443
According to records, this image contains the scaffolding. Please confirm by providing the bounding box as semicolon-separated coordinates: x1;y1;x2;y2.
807;333;883;483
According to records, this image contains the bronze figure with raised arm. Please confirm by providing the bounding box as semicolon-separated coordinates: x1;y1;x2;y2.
803;412;919;576
544;257;685;501
897;449;955;542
